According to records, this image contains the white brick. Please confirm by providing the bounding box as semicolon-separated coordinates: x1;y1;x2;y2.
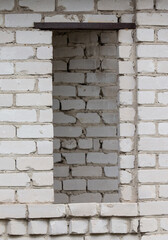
118;30;133;43
101;203;138;216
138;91;155;104
119;61;134;74
0;47;34;60
0;62;14;75
138;154;156;167
139;107;168;120
0;125;15;138
137;45;168;58
159;185;168;198
0;94;13;107
159;123;168;135
90;219;108;234
137;13;168;26
28;220;48;234
0;205;26;219
138;122;155;135
16;30;52;44
110;218;129;233
121;13;134;23
37;141;53;154
98;0;133;10
160;218;168;231
120;91;133;105
49;220;68;235
121;186;133;202
5;14;41;27
0;0;15;10
16;61;52;75
120;170;132;184
0;141;35;154
17;157;53;170
120;123;135;137
0;157;15;171
58;0;94;11
119;46;132;58
37;46;53;59
45;14;79;23
0;30;14;43
138;185;156;199
17;125;53;138
140;218;157;232
16;93;52;106
120;108;135;121
139;201;168;216
137;60;155;73
0;78;35;91
120;138;133;152
68;203;98;217
138;170;168;183
83;14;117;23
159;154;168;167
0;190;15;203
0;221;5;235
7;220;26;235
139;137;168;151
137;28;154;42
137;0;154;9
39;109;53;123
120;155;135;169
157;61;168;73
19;0;55;11
76;113;100;123
156;0;168;10
0;15;3;27
17;189;53;203
138;76;168;90
158;92;168;104
28;204;65;218
158;29;168;42
0;173;29;187
32;172;53;186
38;77;52;92
69;220;88;234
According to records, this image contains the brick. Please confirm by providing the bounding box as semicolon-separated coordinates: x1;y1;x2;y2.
0;221;5;234
76;113;100;123
121;14;134;23
120;108;135;121
0;30;14;43
0;15;3;27
101;203;138;216
16;30;52;44
70;193;101;203
119;46;132;58
54;46;83;58
157;61;168;73
0;173;29;187
53;86;76;97
86;126;116;137
54;73;84;83
87;73;116;84
90;219;109;234
16;61;52;75
0;205;26;219
119;91;133;105
63;179;86;190
138;76;168;90
54;112;76;124
137;13;168;25
54;153;61;163
16;93;52;106
58;0;94;11
120;155;135;169
0;0;14;10
17;156;53;170
88;179;118;191
139;201;168;216
101;32;117;44
137;29;154;42
87;100;116;110
0;190;15;203
156;0;168;10
0;46;34;60
140;218;157;232
138;185;156;199
54;166;69;177
158;123;168;134
102;113;118;124
102;59;118;71
55;127;82;137
120;170;132;184
139;107;168;120
78;139;92;149
72;166;102;177
87;152;117;164
0;62;14;75
160;218;168;231
102;86;117;98
0;157;15;171
53;35;67;46
5;14;41;27
53;139;60;150
138;122;155;135
69;220;88;234
78;86;100;97
158;92;168;104
118;30;133;43
62;139;76;149
139;170;168;183
19;0;55;11
103;193;119;203
104;166;118;178
69;32;98;43
17;125;53;139
83;14;117;23
110;218;129;233
7;220;26;235
159;185;168;198
54;180;62;190
138;154;156;167
159;154;168;167
68;203;98;217
54;193;69;204
158;29;168;42
53;60;66;71
69;59;100;70
137;0;154;9
119;61;134;74
120;186;133;202
100;46;117;57
37;46;53;59
138;45;168;58
120;123;135;137
61;100;85;110
32;172;53;186
0;78;35;91
28;220;48;234
119;138;133;152
103;140;118;151
98;0;133;10
0;125;15;138
38;77;52;92
139;137;168;151
0;141;36;154
138;91;155;104
49;220;68;235
45;14;79;23
39;109;53;123
137;60;155;73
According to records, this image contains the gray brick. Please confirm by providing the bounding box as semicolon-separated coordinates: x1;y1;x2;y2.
103;193;119;203
101;32;118;44
62;153;85;165
54;193;69;204
87;153;118;164
53;86;76;97
102;59;118;71
54;153;61;163
70;193;102;203
88;180;118;191
54;166;69;177
102;113;118;124
63;179;86;191
69;32;98;43
100;46;117;57
87;100;117;110
76;113;100;123
54;73;84;83
53;139;60;150
61;100;85;110
102;86;118;98
62;139;77;149
104;166;119;178
86;126;116;137
53;35;67;46
54;127;82;137
53;60;67;71
54;47;84;58
87;73;117;84
53;99;60;110
53;112;76;124
78;86;100;97
54;180;62;190
78;139;92;149
103;140;118;150
69;59;100;70
72;166;102;177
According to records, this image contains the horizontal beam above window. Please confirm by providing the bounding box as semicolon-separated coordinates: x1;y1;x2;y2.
34;22;136;30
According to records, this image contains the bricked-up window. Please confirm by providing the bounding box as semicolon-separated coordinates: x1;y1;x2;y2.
53;31;119;203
